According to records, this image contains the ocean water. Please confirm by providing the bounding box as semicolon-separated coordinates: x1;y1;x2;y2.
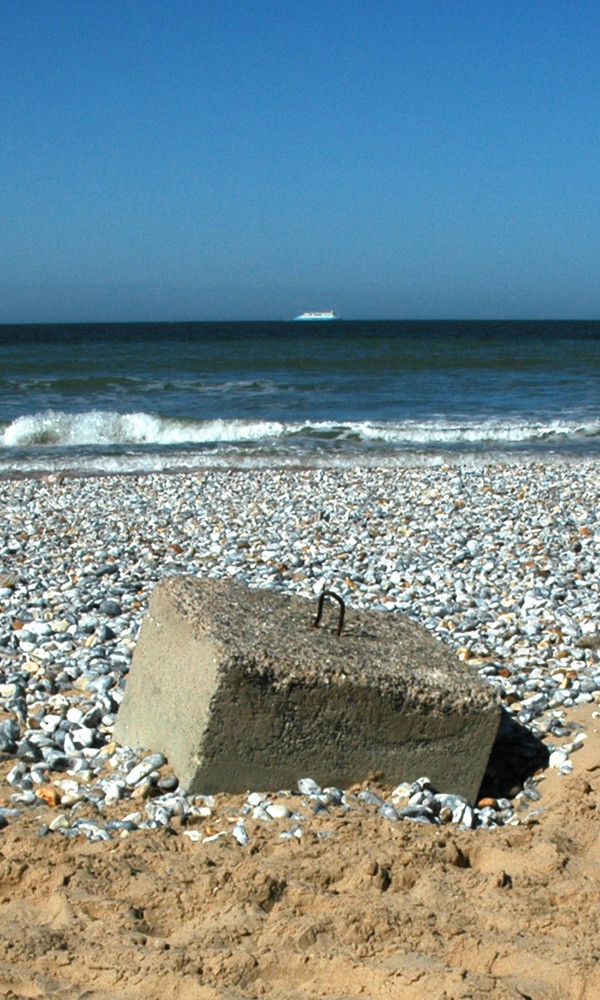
0;320;598;476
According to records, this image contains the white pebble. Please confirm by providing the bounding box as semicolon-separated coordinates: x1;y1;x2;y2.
549;749;569;769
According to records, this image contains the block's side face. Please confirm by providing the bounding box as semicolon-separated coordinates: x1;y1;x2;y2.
188;660;296;795
367;704;501;802
114;588;220;787
188;667;501;801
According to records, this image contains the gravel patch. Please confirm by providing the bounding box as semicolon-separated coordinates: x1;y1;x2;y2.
0;464;598;842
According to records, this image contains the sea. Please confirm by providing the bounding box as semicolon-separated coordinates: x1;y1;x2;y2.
0;320;598;477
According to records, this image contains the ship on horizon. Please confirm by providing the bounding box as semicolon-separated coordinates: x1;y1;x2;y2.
293;310;337;321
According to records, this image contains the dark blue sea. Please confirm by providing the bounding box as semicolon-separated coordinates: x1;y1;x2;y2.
0;320;599;475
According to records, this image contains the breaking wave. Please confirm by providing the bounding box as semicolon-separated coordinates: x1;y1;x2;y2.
0;410;286;447
3;409;600;447
0;409;599;475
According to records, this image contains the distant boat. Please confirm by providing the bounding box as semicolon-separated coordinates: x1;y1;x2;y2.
293;310;337;321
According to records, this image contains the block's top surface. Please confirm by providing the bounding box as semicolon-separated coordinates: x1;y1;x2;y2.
153;576;498;716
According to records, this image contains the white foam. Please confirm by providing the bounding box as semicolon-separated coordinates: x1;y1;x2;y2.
331;417;600;446
0;410;289;448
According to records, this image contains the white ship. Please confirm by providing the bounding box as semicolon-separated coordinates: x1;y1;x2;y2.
293;310;337;321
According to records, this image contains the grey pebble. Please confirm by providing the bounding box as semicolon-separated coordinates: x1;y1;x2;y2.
358;790;386;807
298;777;322;796
125;752;167;786
99;600;122;617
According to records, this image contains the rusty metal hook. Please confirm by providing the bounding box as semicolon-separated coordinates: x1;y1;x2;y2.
312;589;345;637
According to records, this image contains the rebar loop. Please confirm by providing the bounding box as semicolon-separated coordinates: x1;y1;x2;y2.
312;589;345;637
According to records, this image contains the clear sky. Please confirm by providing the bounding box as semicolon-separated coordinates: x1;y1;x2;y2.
2;0;600;322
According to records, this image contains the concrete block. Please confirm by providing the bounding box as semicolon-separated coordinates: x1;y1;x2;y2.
114;576;500;801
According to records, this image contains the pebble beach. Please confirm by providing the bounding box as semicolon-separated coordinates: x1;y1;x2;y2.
1;462;599;842
1;461;600;1000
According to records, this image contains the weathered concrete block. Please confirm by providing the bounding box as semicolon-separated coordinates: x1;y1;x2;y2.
114;576;500;801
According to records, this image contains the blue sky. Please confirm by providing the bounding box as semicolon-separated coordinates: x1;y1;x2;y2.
2;0;600;321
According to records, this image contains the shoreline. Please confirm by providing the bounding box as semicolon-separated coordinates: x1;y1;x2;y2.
1;450;600;482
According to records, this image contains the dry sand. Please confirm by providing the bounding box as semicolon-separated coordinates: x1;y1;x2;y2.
0;704;598;1000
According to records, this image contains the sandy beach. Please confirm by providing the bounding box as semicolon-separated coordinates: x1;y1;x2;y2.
0;703;599;1000
0;464;599;999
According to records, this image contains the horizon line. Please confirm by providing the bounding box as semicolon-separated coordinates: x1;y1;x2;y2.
1;316;600;327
